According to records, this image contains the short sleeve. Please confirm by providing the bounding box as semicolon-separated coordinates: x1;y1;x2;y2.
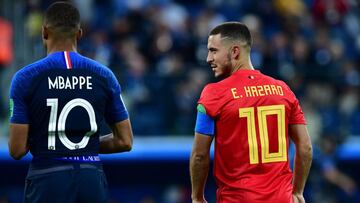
198;84;221;118
279;81;306;125
289;97;306;125
104;71;129;124
9;72;29;124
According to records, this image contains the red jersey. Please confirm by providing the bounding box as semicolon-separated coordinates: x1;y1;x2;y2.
198;70;306;203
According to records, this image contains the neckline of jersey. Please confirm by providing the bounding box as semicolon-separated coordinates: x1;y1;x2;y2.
232;69;260;75
47;51;78;58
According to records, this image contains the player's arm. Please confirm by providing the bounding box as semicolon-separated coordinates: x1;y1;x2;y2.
101;70;134;154
8;72;30;160
190;132;213;203
190;104;214;203
8;124;29;160
99;119;133;154
322;163;357;195
289;124;312;198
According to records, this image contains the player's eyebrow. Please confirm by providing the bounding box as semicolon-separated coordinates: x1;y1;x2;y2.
208;47;218;51
220;36;230;41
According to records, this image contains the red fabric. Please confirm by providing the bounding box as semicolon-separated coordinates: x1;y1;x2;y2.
312;0;348;23
198;70;305;203
0;17;13;66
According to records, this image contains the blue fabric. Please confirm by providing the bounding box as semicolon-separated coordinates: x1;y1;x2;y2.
195;111;215;136
9;51;128;158
10;51;128;125
25;166;108;203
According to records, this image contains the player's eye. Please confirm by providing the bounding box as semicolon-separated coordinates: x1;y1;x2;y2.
208;48;217;53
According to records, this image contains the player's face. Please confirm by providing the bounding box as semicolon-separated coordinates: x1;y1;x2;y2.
207;34;232;78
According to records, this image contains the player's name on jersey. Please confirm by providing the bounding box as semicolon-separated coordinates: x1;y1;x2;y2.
59;155;100;162
231;85;284;98
48;76;92;90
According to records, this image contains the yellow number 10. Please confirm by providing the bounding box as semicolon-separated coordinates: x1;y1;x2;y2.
239;105;287;164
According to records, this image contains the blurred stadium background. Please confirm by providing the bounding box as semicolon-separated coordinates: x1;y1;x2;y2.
0;0;360;202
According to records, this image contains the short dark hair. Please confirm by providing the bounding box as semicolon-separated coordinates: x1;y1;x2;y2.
44;1;80;37
209;22;252;48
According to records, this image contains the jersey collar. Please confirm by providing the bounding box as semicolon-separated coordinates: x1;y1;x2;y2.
232;69;260;76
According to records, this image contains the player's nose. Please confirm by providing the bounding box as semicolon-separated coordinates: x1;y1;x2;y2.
206;53;213;64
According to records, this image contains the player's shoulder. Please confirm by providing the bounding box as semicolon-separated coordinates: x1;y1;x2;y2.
75;54;114;78
260;72;292;91
275;79;293;93
200;82;227;101
203;82;217;90
202;82;220;94
261;73;299;101
202;74;245;96
205;75;234;89
22;57;50;72
12;57;49;82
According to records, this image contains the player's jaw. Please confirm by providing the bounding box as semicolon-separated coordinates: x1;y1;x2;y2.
210;61;231;78
210;63;220;77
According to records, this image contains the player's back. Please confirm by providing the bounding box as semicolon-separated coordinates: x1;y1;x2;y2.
9;51;126;203
11;51;124;168
199;70;305;202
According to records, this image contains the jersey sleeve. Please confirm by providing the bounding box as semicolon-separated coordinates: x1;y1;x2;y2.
282;83;306;125
9;71;29;124
104;71;129;124
197;84;221;118
289;98;306;124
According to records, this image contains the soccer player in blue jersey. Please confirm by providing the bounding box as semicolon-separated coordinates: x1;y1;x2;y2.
8;2;133;203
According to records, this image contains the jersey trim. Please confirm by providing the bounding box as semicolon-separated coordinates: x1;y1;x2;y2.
63;51;72;69
197;104;206;114
9;98;13;118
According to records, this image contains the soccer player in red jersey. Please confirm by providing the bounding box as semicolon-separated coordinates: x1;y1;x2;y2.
190;22;313;203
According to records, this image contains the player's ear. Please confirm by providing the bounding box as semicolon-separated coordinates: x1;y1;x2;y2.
42;26;49;40
230;45;241;60
76;28;83;40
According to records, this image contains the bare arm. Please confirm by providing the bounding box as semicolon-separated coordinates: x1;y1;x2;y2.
99;119;133;154
8;123;29;160
323;166;357;195
289;124;313;197
190;132;213;203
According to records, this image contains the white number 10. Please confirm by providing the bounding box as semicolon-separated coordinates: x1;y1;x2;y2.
47;98;97;150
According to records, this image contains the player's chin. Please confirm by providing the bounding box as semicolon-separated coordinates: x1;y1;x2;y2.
214;71;223;78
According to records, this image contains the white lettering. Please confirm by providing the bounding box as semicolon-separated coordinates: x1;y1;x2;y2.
65;77;72;89
59;77;65;89
47;76;93;90
79;77;86;89
87;76;92;89
48;77;58;89
72;76;78;89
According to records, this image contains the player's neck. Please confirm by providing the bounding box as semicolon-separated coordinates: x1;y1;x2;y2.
231;57;254;73
46;39;77;55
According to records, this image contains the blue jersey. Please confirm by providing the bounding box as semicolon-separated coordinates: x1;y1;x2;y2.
10;51;128;159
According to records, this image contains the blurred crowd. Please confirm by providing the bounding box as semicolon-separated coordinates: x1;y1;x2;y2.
0;0;360;202
3;0;360;137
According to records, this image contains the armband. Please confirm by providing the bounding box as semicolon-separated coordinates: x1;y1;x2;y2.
194;104;215;136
